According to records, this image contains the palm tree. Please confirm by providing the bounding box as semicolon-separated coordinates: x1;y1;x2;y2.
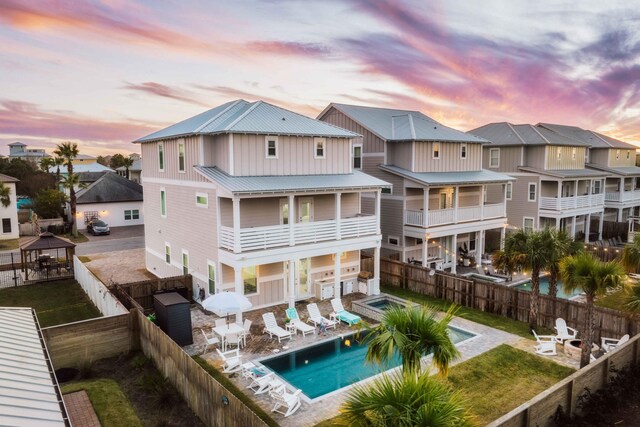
39;157;55;173
622;234;640;274
364;305;459;377
53;156;65;187
54;142;79;236
0;183;11;208
339;370;473;427
624;281;640;313
560;253;625;368
122;157;134;180
542;228;581;298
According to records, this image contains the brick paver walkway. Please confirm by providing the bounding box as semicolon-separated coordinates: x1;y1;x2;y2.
63;390;101;427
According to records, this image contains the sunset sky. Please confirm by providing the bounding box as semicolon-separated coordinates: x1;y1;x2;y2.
1;0;639;156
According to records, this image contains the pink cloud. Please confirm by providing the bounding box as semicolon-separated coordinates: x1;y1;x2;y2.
243;41;331;58
123;82;209;107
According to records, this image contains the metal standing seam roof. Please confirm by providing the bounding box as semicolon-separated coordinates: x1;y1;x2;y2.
586;164;640;176
518;166;610;179
0;307;68;427
135;99;359;143
53;163;114;174
115;158;142;172
469;122;591;147
195;166;391;194
380;165;514;185
0;173;18;183
538;123;636;149
319;103;487;143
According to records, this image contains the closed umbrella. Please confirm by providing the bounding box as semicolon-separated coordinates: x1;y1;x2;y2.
202;291;252;323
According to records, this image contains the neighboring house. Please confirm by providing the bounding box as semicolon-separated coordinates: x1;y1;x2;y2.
75;172;143;230
470;123;608;241
72;153;98;165
8;141;49;161
0;173;19;240
318;104;512;273
135;99;388;309
116;158;142;183
54;162;114;175
537;123;640;223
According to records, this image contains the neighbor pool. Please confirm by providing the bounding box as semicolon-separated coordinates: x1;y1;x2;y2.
259;326;476;400
364;299;404;310
514;277;582;300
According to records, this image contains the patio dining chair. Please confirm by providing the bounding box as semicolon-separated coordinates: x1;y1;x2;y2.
225;332;241;352
239;319;252;346
200;329;220;354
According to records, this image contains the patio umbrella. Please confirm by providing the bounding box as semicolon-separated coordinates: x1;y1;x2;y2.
201;291;252;323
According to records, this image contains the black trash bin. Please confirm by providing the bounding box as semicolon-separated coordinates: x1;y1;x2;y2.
153;292;193;346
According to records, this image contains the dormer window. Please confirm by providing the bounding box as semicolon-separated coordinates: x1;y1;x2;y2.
616;149;620;160
178;141;185;172
314;137;326;159
460;144;467;159
557;147;562;160
572;148;576;160
265;136;278;159
433;143;440;159
627;150;631;160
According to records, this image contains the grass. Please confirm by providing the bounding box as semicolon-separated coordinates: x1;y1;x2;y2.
0;238;19;250
382;285;553;339
596;287;628;310
58;232;89;243
193;356;280;427
62;379;143;427
445;344;575;425
77;255;91;263
0;279;101;327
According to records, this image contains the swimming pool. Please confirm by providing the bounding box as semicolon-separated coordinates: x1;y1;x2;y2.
365;299;404;310
513;277;582;299
259;326;476;400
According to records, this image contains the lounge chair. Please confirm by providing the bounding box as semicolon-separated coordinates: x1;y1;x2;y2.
306;303;337;329
532;330;557;356
554;318;578;343
247;372;282;395
330;298;362;325
215;348;242;373
269;384;302;417
285;307;315;337
601;334;630;353
262;312;292;342
200;329;220;354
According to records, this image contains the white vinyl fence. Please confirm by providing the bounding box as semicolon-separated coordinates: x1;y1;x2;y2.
74;255;128;316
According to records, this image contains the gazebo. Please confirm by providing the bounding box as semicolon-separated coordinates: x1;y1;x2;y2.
20;232;76;281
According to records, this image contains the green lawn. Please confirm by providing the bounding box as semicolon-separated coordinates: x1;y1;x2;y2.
0;238;19;250
596;288;628;310
62;379;143;427
0;279;101;327
382;286;551;339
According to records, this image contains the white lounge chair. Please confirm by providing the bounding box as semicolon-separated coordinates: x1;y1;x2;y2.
554;318;578;343
601;334;630;353
269;384;302;417
262;312;292;342
215;348;242;373
200;329;220;354
285;307;315;337
306;303;337;329
532;330;557;356
247;372;282;395
330;298;362;326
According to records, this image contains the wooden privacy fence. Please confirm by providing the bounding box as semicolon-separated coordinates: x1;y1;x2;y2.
371;257;640;340
582;243;625;262
110;275;193;314
591;219;627;240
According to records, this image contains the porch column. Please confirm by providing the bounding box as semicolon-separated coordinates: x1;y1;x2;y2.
503;183;508;216
288;194;295;246
584;213;591;243
599;211;604;240
234;267;243;323
422;238;428;266
453;186;459;223
373;246;381;295
617;208;624;222
288;259;295;308
232;198;241;253
423;187;429;227
480;185;485;220
557;181;562;198
334;251;341;300
500;226;506;251
571;215;577;238
475;230;484;265
335;193;342;240
451;234;457;274
375;190;381;234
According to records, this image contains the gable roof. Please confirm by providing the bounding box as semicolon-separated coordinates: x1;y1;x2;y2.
380;165;513;186
76;172;143;204
0;173;18;183
319;103;486;143
77;171;109;184
135;100;358;143
538;123;636;149
115;159;142;172
20;232;76;251
469;122;590;147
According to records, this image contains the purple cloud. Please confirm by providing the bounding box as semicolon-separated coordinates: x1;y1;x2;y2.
123;82;209;107
244;41;332;58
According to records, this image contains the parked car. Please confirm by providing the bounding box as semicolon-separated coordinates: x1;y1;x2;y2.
87;219;110;235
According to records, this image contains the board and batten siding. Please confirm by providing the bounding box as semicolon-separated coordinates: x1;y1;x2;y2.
320;107;385;154
607;148;636;167
483;146;523;172
545;145;586;170
231;134;351;176
589;148;609;166
387;142;413;170
505;174;540;230
413;142;482;172
381;198;405;245
202;135;229;171
140;136;208;182
362;155;403;196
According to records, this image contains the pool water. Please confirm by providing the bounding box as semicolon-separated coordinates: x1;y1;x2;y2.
514;277;581;299
260;327;475;399
365;299;404;310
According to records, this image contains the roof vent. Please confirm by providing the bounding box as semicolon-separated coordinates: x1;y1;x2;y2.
282;117;286;121
434;126;437;129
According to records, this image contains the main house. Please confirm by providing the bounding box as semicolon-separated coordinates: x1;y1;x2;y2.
135;100;388;312
470;123;608;241
318;104;513;273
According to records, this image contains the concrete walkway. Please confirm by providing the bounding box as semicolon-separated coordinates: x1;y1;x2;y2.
63;390;101;427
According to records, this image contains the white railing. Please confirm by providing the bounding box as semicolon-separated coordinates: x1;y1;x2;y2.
219;215;378;252
605;190;640;202
484;203;505;218
428;208;455;226
457;206;480;222
540;194;605;210
405;210;424;226
405;203;505;228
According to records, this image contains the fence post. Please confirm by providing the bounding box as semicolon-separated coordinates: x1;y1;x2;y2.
11;252;17;287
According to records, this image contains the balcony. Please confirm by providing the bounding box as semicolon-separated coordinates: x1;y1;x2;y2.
539;194;605;210
404;202;505;227
219;215;378;252
605;190;640;203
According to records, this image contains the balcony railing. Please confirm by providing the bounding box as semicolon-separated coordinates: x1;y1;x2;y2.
605;190;640;202
219;215;378;252
539;193;605;210
404;202;505;227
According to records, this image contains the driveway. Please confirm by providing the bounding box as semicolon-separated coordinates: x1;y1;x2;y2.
76;225;145;255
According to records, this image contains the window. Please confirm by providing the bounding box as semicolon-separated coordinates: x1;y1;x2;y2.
528;183;537;202
433;143;440;159
353;144;362;169
439;192;447;209
158;143;164;171
314;137;326;159
523;217;534;233
388;236;399;246
593;180;602;194
165;243;171;264
160;189;166;217
506;182;512;200
207;261;216;294
489;148;500;168
1;218;10;234
182;250;189;275
381;187;392;194
124;209;139;220
460;144;467;159
243;266;257;295
572;147;576;160
265;136;278;158
178;141;185;172
195;192;208;207
469;233;476;251
627;150;631;160
280;199;289;225
616;149;620;160
557;147;562;160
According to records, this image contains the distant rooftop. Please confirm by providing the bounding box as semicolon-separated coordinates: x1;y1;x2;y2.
54;163;113;174
76;172;143;204
537;123;636;149
75;153;96;160
469;122;590;147
115;158;142;172
380;165;513;186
